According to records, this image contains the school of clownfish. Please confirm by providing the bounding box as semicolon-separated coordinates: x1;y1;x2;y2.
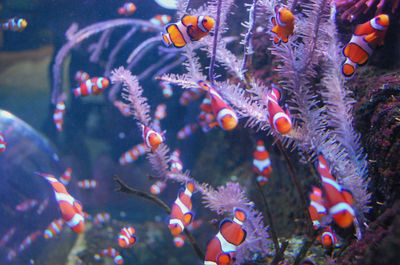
0;1;393;264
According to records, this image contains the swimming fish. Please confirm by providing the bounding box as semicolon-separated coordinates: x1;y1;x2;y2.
177;123;198;139
53;100;66;132
114;100;131;117
73;77;110;97
16;199;38;212
198;111;218;133
19;230;41;252
170;149;183;173
0;132;6;152
60;168;72;186
317;155;355;228
180;89;203;106
119;143;149;165
44;218;64;239
162;15;215;48
253;140;273;185
204;208;247;265
118;226;136;248
271;7;294;45
342;14;389;77
74;71;90;83
7;249;16;261
99;248;124;265
173;234;185;247
0;227;16;247
36;197;49;215
318;226;337;248
155;103;167;120
93;212;111;227
168;181;195;235
266;86;292;134
143;15;172;32
118;2;136;16
150;181;167;195
1;17;28;32
159;81;173;98
140;124;164;151
200;95;213;113
39;173;85;233
197;81;239;131
77;179;97;189
308;187;326;230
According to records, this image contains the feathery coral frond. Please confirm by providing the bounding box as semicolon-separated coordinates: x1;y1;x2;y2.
147;143;171;180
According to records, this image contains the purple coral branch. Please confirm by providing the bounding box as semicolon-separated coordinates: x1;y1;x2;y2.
240;0;258;75
89;29;113;63
208;0;221;85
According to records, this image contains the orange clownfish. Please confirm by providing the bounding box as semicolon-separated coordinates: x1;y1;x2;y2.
198;81;238;131
77;179;97;189
74;71;90;83
204;208;247;265
180;88;203;106
118;2;136;16
118;226;136;248
318;226;338;248
53;100;66;132
271;7;294;45
0;132;6;152
150;181;167;195
159;81;173;98
155;103;167;120
60;168;72;186
93;212;111;227
266;86;292;134
253;140;273;185
308;186;326;230
99;248;124;265
1;17;28;32
140;124;164;151
39;173;85;233
168;181;195;235
44;218;64;239
19;230;41;252
173;234;185;247
162;15;215;48
317;155;355;228
177;123;198;139
16;199;38;212
143;15;172;32
342;14;389;77
170;149;183;173
73;77;109;97
119;143;149;165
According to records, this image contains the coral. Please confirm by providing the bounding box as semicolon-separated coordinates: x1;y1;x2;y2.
334;0;400;21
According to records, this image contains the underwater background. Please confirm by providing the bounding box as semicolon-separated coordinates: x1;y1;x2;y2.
0;0;399;264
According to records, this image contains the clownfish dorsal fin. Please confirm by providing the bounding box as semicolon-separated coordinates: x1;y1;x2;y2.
180;14;190;27
187;24;195;40
364;32;378;43
271;17;277;27
197;80;211;92
183;212;193;224
186;181;195;193
219;218;233;231
233;207;247;223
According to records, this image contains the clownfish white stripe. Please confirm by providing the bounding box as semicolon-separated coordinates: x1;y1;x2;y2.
53;112;63;120
162;15;170;24
216;232;237;253
322;231;335;242
370;18;386;31
313;220;320;226
176;22;191;44
321;176;342;192
120;235;130;246
343;57;358;68
175;197;190;214
204;262;217;265
256;145;265;151
272;112;291;127
310;201;326;213
152;185;160;194
44;176;58;183
55;192;76;206
233;217;243;226
169;218;185;231
96;78;103;88
184;188;192;197
253;159;271;172
329;202;355;216
276;12;287;27
66;213;84;227
318;161;326;169
85;80;93;94
267;95;278;105
197;16;207;32
349;35;374;56
217;108;238;123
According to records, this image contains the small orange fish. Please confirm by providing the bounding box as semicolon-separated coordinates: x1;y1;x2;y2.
143;15;172;32
155;103;167;120
308;186;326;230
93;212;111;227
99;248;124;264
159;81;173;98
19;230;41;252
150;181;167;195
253;140;273;185
342;14;389;77
77;179;97;189
16;199;38;212
140;124;164;151
162;15;215;48
119;143;149;165
118;2;136;16
271;7;294;45
1;17;27;32
177;123;198;139
74;71;90;83
44;218;64;239
73;77;109;97
168;181;195;235
318;226;337;248
118;227;136;248
173;234;185;247
60;168;72;186
170;149;183;173
266;86;292;134
53;100;66;132
179;88;203;106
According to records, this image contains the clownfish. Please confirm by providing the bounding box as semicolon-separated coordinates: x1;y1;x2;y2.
308;186;326;230
204;208;247;265
77;179;97;189
36;197;49;215
143;15;172;32
159;81;173;98
16;199;38;212
119;143;149;165
73;77;110;97
118;2;136;16
177;123;198;139
155;103;167;120
162;15;215;48
150;181;167;195
253;140;273;185
19;230;41;252
39;173;85;233
198;111;218;133
198;81;239;131
173;234;185;247
99;248;124;265
60;168;72;186
271;7;294;45
180;88;203;106
266;86;292;134
53;100;66;132
0;227;16;247
317;155;355;228
342;14;389;77
7;249;16;261
140;124;164;151
0;132;6;152
318;226;338;248
118;226;136;248
74;71;90;83
170;149;183;173
113;100;131;117
1;17;28;32
44;218;64;239
93;212;111;227
201;95;213;113
168;181;195;235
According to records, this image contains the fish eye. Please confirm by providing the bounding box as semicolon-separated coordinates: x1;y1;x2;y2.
203;18;208;23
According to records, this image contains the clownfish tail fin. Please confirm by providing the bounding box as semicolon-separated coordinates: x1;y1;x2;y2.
161;32;171;47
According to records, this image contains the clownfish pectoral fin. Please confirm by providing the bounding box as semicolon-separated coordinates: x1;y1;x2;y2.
183;212;193;224
216;252;232;264
363;32;378;44
187;25;196;40
161;32;172;46
282;36;289;43
271;17;277;27
342;189;354;205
